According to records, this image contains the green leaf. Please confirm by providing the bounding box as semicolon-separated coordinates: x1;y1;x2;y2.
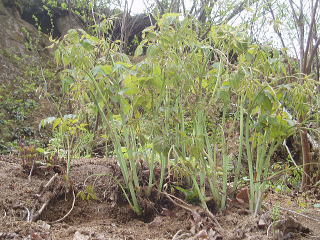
92;65;112;76
62;76;74;93
134;44;144;57
121;98;131;114
39;116;56;130
61;2;67;9
230;70;244;90
80;39;94;51
256;90;273;113
36;147;45;153
62;54;71;66
52;118;62;130
175;186;200;204
218;89;230;104
153;64;161;77
124;75;139;95
146;45;159;57
160;13;181;26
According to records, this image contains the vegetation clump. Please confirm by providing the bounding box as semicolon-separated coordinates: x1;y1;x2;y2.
1;1;320;238
49;13;318;215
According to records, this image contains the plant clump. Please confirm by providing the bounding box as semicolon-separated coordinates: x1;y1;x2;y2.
47;14;319;217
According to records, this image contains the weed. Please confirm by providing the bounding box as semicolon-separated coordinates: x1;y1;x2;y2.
271;204;281;221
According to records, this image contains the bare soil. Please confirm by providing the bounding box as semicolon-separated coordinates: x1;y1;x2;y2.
0;155;319;240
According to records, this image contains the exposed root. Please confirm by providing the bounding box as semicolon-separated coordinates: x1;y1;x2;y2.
30;173;60;221
30;198;52;222
28;159;35;181
36;173;58;197
265;202;320;222
25;206;31;221
160;191;194;213
172;230;183;240
31;173;69;222
49;190;76;224
171;229;191;240
12;205;30;221
160;191;222;230
278;206;320;222
266;220;280;238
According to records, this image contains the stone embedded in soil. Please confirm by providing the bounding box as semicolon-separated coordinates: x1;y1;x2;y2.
148;216;164;228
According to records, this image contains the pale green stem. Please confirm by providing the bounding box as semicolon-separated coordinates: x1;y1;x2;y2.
245;114;255;211
233;96;244;192
221;108;229;210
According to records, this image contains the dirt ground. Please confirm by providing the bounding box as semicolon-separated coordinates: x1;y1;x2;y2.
0;155;319;240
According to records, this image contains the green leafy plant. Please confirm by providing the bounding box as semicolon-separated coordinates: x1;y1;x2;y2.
77;185;98;201
271;203;281;221
50;14;314;216
40;114;90;179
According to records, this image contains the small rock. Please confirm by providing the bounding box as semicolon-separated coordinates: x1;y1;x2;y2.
93;233;105;240
193;229;208;238
148;216;163;228
37;220;51;230
73;231;90;240
258;212;271;229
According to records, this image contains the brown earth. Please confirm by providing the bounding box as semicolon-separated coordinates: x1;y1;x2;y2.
0;155;319;240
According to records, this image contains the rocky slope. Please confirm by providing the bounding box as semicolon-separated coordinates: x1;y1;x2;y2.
0;0;86;152
0;0;50;152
